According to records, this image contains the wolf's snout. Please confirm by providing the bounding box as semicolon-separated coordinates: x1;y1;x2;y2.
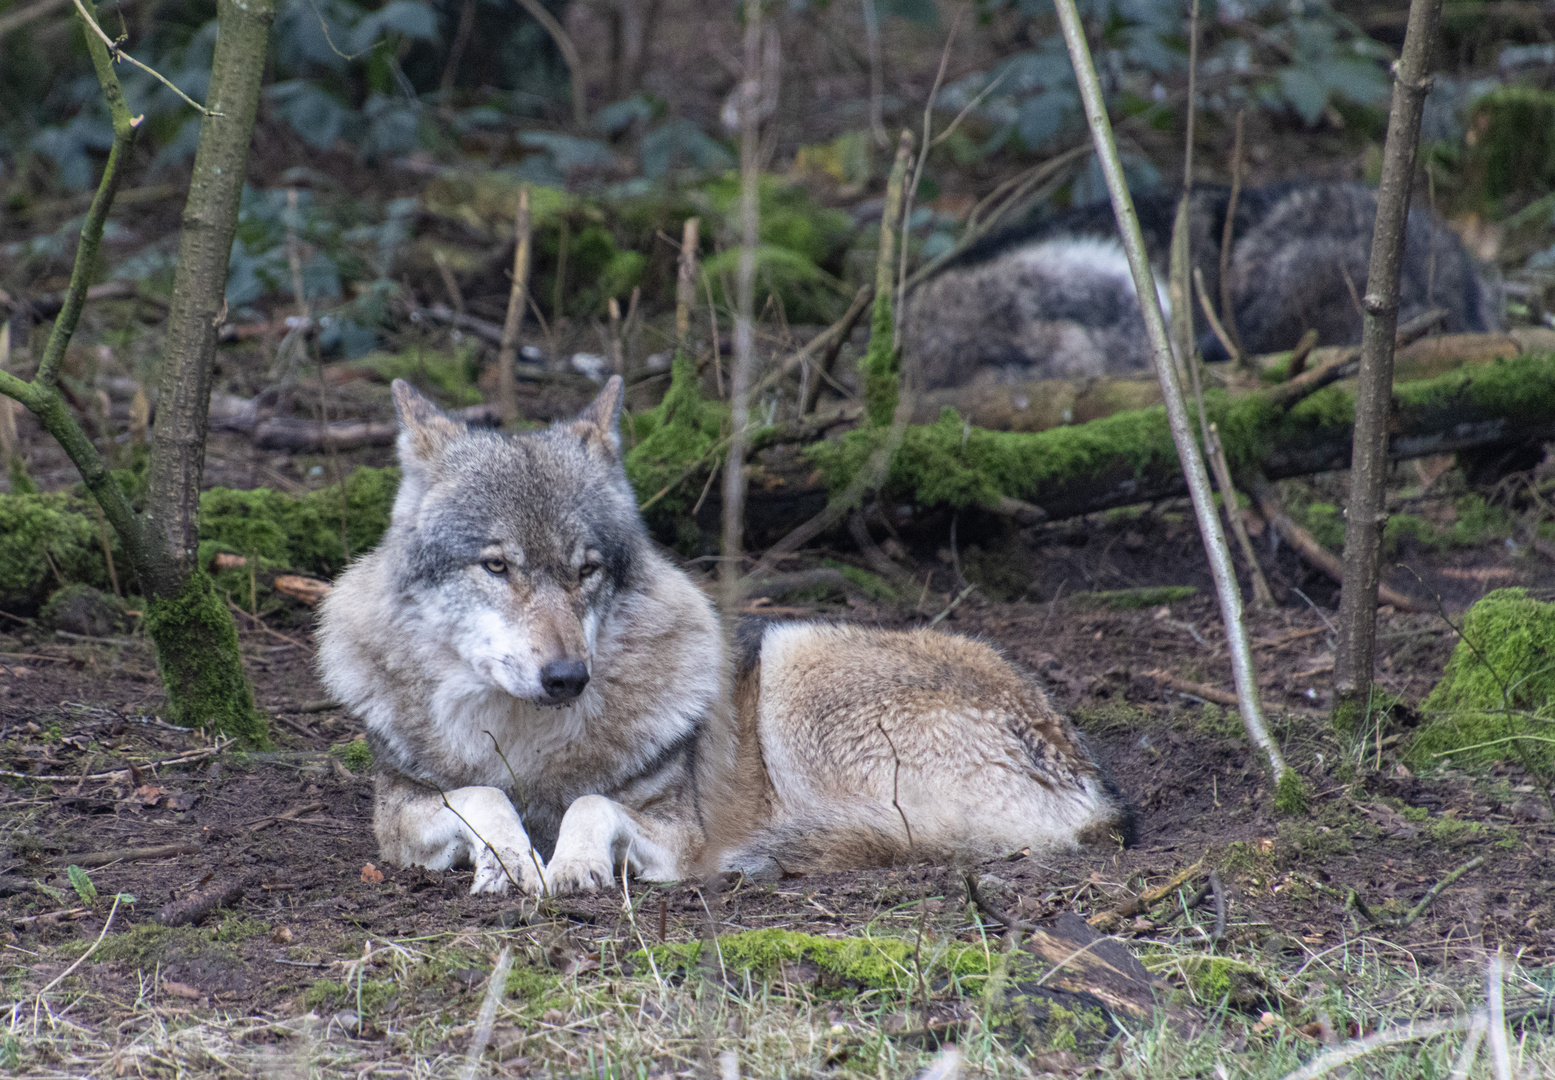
540;658;590;701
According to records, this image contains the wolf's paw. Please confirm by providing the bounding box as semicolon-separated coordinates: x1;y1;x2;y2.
471;843;545;895
542;852;617;896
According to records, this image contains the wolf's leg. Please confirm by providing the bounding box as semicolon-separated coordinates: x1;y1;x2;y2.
374;772;545;895
543;795;683;895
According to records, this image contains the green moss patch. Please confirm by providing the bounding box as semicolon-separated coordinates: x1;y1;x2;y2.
330;737;374;773
633;928;992;993
146;572;266;743
1409;588;1555;772
0;490;119;610
1070;585;1198;611
625;350;730;544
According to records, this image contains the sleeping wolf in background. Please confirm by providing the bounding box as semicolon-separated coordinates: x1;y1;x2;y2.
904;180;1502;389
316;378;1127;895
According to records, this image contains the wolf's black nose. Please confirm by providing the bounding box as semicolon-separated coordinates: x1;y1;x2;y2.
540;658;590;701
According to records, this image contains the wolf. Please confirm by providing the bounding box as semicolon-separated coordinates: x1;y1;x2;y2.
904;180;1502;390
316;378;1127;895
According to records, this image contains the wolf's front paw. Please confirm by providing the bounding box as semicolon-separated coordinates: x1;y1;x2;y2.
472;842;545;895
542;852;616;896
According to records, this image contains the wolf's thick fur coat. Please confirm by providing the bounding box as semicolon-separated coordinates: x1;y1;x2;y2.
316;379;1126;894
905;181;1502;388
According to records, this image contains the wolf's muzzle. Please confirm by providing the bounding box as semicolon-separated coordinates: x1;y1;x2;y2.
540;658;590;702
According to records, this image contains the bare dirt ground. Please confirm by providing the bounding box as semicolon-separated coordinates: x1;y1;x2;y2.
3;493;1554;1077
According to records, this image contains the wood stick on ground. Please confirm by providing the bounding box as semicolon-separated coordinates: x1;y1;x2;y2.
1194;267;1240;369
752;282;872;402
1144;669;1240;708
1250;478;1430;612
497;186;532;426
1054;0;1285;786
1207;421;1276;608
12;907;92;929
1087;858;1206;932
55;842;202;868
1278;1016;1475;1080
1334;0;1445;717
35;892;121;1008
157;875;252;927
1;742;229;783
1267;309;1447;410
802;284;873;414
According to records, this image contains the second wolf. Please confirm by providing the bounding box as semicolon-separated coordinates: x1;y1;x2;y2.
316;379;1127;895
904;180;1502;388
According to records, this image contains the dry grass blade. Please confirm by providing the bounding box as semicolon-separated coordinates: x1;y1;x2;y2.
459;945;513;1080
33;892;122;1019
1487;950;1513;1080
1278;1016;1473;1080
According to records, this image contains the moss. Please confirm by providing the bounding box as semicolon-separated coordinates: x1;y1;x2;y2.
8;456;37;495
634;929;990;992
38;583;129;637
145;572;268;745
1409;588;1555;772
1071;702;1154;732
304;976;398;1014
330;737;373;773
1461;86;1555;210
506;962;566;1009
1330;686;1404;741
860;279;899;428
1301;502;1345;551
1274;770;1311;818
348;348;482;407
624;349;729;532
822;560;899;602
0;490;115;610
1070;585;1198;611
86;914;266;966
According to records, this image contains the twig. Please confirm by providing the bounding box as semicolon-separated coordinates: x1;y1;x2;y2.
1208;869;1226;941
676;217;701;352
1206;420;1275;609
1219;108;1246;363
1448;1009;1489;1080
1087;858;1206;932
511;0;586;126
928;583;976;628
751;284;872;402
0;741;230;782
460;946;513;1080
34;892;122;1008
1053;0;1285;784
1488;951;1513;1080
1277;1016;1475;1080
12;907;93;929
70;0;216;115
1389;855;1485;929
497;186;532;426
1143;669;1239;708
56;842;202;869
964;871;1030;933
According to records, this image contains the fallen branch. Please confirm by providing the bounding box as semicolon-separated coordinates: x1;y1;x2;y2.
1266;308;1448;410
272;574;332;606
1348;855;1485;929
35;892;122;1005
54;842;202;868
157;875;251;927
1087;858;1205;933
12;907;93;929
1278;1016;1473;1080
1250;477;1430;612
249;800;327;832
1143;669;1239;708
0;741;229;783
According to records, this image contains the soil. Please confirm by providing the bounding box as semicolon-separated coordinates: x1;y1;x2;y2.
4;504;1554;1037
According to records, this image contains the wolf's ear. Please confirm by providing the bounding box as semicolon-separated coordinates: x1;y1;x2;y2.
392;379;465;465
569;375;624;458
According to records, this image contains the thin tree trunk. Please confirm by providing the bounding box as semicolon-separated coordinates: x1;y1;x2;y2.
676;217;700;351
1332;0;1443;727
721;0;766;616
1052;0;1291;796
497;187;532;426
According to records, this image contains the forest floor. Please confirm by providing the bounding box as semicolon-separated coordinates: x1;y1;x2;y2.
2;486;1554;1079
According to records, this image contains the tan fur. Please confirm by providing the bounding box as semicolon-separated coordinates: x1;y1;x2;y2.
317;380;1126;896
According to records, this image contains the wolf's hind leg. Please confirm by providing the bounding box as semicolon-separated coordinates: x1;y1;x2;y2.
374;772;545;895
544;795;682;895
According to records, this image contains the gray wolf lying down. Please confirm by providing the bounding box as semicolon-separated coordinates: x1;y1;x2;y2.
316;378;1127;895
904;180;1502;388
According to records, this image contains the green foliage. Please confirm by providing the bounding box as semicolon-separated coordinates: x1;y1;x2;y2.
0;490;117;610
1410;588;1555;772
346;349;482;407
822;560;900;602
861;283;899;428
1070;585;1198;611
1301;502;1345;551
330;737;374;773
38;583;130;637
624;350;728;539
1461;86;1555;211
636;929;992;993
66;865;97;904
1274;771;1312;818
145;572;267;744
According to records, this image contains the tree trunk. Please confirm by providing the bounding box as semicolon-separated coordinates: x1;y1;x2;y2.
1332;0;1443;727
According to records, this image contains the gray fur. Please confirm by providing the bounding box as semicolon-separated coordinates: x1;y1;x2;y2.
905;181;1501;388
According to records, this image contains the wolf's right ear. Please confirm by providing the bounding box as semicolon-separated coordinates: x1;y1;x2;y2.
392;379;465;466
568;375;624;458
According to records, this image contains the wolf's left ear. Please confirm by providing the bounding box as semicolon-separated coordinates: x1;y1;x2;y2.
569;375;624;458
392;379;465;466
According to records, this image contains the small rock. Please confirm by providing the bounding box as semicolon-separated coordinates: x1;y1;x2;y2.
333;1009;360;1032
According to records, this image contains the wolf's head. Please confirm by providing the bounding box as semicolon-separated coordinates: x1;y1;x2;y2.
384;377;645;706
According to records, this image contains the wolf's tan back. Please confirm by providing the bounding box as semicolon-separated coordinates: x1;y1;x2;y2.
721;622;1126;873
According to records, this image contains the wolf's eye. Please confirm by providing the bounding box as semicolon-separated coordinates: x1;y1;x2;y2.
579;560;602;581
482;557;508;576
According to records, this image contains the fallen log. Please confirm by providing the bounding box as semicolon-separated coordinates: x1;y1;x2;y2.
804;351;1555;527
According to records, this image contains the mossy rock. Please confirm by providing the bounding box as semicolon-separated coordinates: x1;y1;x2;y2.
1409;588;1555;772
38;583;130;638
0;490;118;613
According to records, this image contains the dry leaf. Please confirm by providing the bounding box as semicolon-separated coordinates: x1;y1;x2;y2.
135;784;166;807
166;791;198;812
272;926;294;944
360;863;384;884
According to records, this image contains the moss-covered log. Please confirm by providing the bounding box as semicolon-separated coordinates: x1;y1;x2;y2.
807;352;1555;523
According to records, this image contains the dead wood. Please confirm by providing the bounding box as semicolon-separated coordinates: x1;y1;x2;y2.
1087;858;1205;932
1143;670;1240;708
56;841;202;868
1250;478;1430;612
272;575;332;606
157;874;254;927
12;906;93;929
